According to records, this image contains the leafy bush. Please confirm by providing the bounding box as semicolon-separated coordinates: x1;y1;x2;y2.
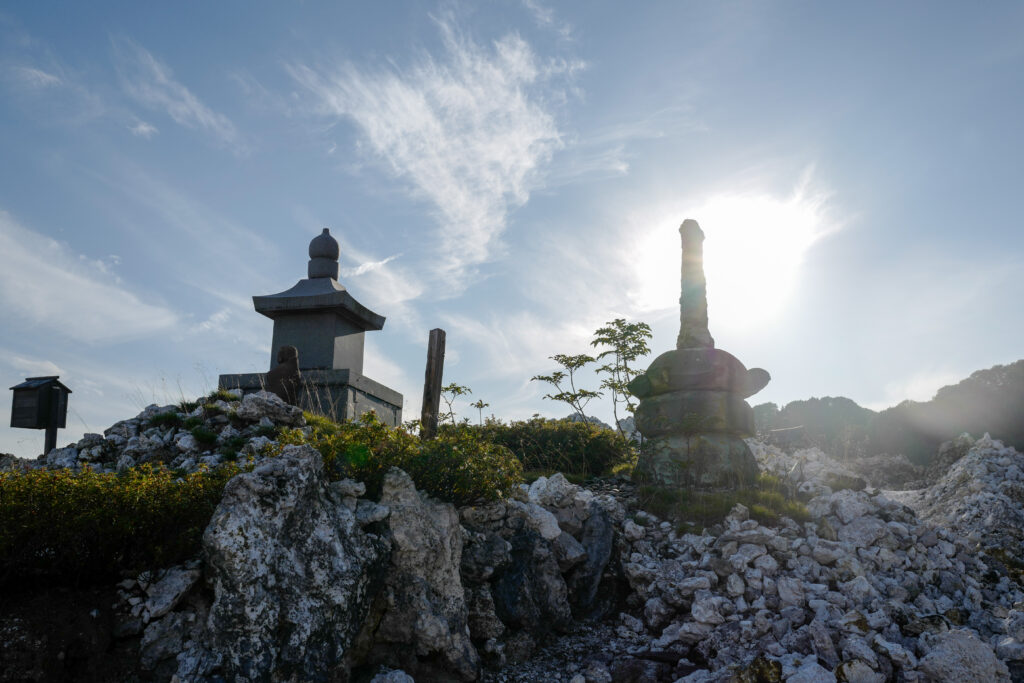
202;403;224;417
178;399;201;413
147;411;182;428
183;416;204;429
0;463;240;587
190;426;218;446
466;417;635;478
276;412;523;505
205;389;238;403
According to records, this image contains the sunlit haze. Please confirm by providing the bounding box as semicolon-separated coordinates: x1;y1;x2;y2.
2;2;1023;456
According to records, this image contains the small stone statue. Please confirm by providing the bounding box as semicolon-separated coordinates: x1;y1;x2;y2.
266;346;302;406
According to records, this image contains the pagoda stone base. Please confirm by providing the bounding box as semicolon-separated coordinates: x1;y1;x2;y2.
218;368;402;427
633;433;759;489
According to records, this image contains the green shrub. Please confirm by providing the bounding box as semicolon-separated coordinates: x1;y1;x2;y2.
465;417;635;478
205;389;238;403
183;416;204;429
190;426;218;446
276;412;523;505
0;463;240;587
218;436;247;460
255;424;281;439
637;474;810;533
202;403;224;417
178;399;200;413
147;411;181;428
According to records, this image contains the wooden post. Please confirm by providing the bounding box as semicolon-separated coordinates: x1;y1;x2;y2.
420;328;446;440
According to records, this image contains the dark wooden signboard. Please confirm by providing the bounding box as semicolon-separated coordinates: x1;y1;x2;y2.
10;389;40;428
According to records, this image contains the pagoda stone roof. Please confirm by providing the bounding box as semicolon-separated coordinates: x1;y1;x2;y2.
253;276;385;331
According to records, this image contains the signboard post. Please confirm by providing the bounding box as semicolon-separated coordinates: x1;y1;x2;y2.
9;376;71;455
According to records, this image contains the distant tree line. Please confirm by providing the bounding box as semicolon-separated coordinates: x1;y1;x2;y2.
754;360;1024;465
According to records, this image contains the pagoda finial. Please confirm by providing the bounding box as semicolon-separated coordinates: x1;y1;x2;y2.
308;228;340;279
677;219;715;349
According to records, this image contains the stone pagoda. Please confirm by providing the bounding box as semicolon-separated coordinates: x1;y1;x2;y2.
219;228;403;426
627;219;769;488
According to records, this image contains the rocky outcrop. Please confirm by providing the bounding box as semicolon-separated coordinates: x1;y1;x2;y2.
365;468;479;681
1;389;304;476
457;473;625;668
177;445;389;682
8;394;1024;683
491;438;1024;682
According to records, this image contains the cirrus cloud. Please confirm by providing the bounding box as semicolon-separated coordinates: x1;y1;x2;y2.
289;17;572;290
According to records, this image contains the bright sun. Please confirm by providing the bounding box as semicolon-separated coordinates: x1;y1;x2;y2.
628;179;834;332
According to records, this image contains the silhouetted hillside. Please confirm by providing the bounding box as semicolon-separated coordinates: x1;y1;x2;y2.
754;396;874;459
868;360;1024;464
754;359;1024;465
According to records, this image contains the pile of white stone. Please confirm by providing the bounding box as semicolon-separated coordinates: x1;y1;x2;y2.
2;390;305;475
608;437;1024;682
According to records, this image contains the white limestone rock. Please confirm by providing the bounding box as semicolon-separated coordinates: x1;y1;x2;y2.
374;468;480;681
235;390;304;427
142;565;200;622
45;446;78;469
180;445;389;682
787;659;836;683
510;500;563;541
917;629;1010;682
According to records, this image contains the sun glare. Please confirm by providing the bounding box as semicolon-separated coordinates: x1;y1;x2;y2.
628;179;833;332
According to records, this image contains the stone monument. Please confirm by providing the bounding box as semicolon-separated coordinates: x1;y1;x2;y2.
627;219;769;488
264;345;302;405
219;229;403;426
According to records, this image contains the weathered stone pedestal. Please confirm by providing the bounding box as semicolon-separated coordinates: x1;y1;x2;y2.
219;368;402;427
628;220;769;489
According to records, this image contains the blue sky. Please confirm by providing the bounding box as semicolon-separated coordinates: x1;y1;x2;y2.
2;2;1023;457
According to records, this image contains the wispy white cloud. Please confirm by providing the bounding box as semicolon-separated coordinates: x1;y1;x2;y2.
130;119;158;138
289;17;570;289
6;65;62;88
547;105;704;187
332;233;425;337
0;210;179;343
191;307;232;333
341;253;400;278
10;355;62;377
112;36;243;152
521;0;574;40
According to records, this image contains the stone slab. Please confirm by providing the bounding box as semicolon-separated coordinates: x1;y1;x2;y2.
628;348;769;400
634;389;755;438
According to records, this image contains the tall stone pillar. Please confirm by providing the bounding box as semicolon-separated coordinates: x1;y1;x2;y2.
628;219;770;489
677;219;715;350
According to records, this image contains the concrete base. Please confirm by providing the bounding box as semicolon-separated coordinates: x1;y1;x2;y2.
219;368;403;427
633;433;759;489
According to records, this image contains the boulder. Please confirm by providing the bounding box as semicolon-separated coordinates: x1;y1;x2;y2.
141;565;200;622
371;468;479;681
917;629;1010;682
181;444;389;681
567;501;615;616
235;391;305;427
